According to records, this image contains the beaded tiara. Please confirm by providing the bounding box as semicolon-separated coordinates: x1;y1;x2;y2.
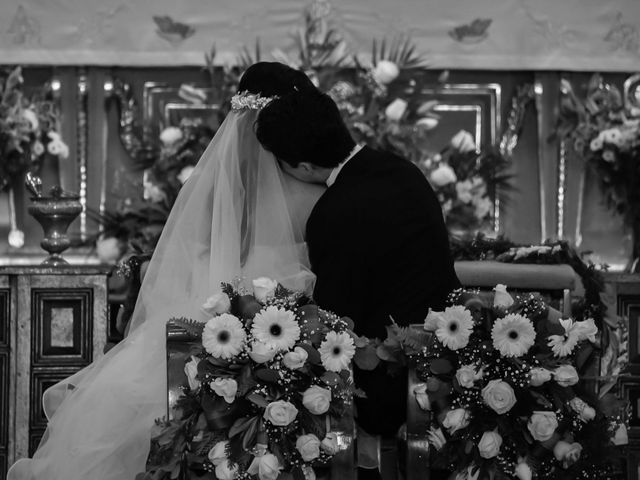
230;91;276;111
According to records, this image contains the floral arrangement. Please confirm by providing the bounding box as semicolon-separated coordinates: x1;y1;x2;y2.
416;285;627;479
94;118;215;261
416;131;511;232
140;278;359;480
0;66;68;191
558;73;640;266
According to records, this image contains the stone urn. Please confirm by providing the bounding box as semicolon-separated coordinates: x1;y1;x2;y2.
27;185;82;266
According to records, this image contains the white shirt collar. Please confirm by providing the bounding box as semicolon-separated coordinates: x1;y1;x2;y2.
326;144;364;187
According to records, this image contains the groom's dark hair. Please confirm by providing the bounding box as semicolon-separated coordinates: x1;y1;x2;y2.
238;62;317;97
255;91;355;168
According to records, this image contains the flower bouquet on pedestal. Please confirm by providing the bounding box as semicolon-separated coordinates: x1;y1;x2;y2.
0;66;68;192
140;278;357;480
558;73;640;270
416;285;627;480
418;130;511;234
94;118;215;262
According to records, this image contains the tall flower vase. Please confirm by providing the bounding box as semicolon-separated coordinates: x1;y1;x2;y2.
27;181;82;266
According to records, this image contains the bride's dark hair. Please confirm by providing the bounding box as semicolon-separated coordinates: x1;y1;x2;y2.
237;62;317;97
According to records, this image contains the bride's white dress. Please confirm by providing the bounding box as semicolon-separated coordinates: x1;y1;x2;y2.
8;107;324;480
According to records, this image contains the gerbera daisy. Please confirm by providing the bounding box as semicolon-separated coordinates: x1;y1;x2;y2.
251;306;300;351
491;314;536;357
435;305;474;350
547;318;581;357
547;333;578;357
202;313;246;359
319;331;356;372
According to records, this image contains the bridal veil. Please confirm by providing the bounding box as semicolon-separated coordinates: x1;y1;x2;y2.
8;96;316;480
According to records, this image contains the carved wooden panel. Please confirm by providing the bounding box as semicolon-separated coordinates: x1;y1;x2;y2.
0;288;9;480
0;353;8;448
31;289;93;366
29;370;77;429
623;295;640;372
0;289;8;346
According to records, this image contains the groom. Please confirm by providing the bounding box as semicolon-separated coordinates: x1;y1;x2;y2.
256;89;460;477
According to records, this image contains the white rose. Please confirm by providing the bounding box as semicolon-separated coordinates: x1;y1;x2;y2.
424;309;445;331
442;408;471;434
601;128;623;146
478;431;502;459
264;400;298;426
48;131;61;142
482;380;517;414
283;346;308;370
415;117;439;130
450;130;476;153
321;432;340;454
527;411;558;441
296;434;321;461
529;367;552;387
385;98;408;122
429;164;457;187
96;236;122;264
553;441;582;468
456;180;473;204
202;292;231;316
302;465;316;480
302;385;332;415
455;365;479;388
215;460;238;480
184;356;201;391
252;277;278;303
473;197;493;219
493;284;514;308
58;141;69;159
177;165;195;184
32;140;45;156
568;397;596;422
47;139;65;156
514;460;532;480
22;108;39;130
208;440;228;466
554;365;579;387
159;126;183;146
254;453;281;480
589;136;603;151
613;424;628;445
249;342;277;364
373;60;400;85
143;182;166;203
210;378;238;403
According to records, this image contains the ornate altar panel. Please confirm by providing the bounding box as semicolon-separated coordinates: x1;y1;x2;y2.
0;265;109;476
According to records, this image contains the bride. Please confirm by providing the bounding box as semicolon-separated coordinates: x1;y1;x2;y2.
8;62;325;480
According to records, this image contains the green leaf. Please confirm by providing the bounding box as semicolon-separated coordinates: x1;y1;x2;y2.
297;343;321;365
321;372;341;386
241;417;259;451
429;359;453;375
354;344;380;370
229;416;257;438
255;368;281;383
246;393;269;408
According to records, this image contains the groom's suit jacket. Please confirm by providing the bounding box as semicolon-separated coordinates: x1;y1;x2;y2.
306;146;460;436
